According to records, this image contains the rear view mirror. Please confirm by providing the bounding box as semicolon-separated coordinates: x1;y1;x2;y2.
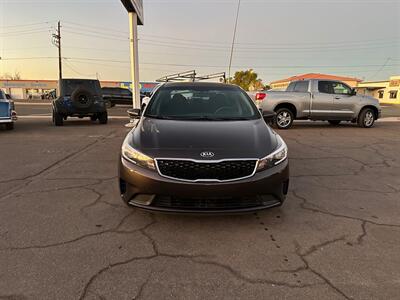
351;89;357;96
127;108;141;119
262;111;275;122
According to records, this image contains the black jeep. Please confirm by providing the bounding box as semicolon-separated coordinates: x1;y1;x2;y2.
52;79;108;126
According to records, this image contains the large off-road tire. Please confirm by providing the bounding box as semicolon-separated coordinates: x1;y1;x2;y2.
5;122;14;130
328;120;341;126
275;108;294;129
71;87;94;109
53;110;64;126
98;111;108;124
358;108;375;128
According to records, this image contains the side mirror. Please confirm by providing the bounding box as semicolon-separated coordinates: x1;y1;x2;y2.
141;96;151;107
127;108;141;119
351;88;357;96
262;111;276;122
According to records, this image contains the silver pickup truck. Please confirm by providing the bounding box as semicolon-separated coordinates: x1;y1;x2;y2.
250;79;381;129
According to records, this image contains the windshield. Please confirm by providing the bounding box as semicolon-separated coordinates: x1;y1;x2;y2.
144;85;260;120
60;80;101;96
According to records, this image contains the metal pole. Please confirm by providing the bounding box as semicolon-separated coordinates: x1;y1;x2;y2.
228;0;241;83
58;21;62;80
129;12;140;109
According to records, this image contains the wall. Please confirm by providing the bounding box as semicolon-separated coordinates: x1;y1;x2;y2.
356;76;400;104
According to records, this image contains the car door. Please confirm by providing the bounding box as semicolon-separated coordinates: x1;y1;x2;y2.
310;81;336;119
331;82;356;120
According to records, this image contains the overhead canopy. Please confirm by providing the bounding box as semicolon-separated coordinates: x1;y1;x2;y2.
120;0;144;25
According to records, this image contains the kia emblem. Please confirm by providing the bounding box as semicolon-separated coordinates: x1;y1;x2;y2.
200;151;215;158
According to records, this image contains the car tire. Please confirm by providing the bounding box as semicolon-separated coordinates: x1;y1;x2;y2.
358;108;375;128
71;87;94;109
328;120;341;126
53;110;64;126
90;115;97;122
98;111;108;124
275;108;294;129
5;122;14;130
105;100;114;108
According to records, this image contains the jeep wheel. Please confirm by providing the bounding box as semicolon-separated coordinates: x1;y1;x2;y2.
53;110;64;126
71;87;94;109
98;112;108;124
328;120;341;126
358;108;375;128
5;122;14;130
275;108;294;129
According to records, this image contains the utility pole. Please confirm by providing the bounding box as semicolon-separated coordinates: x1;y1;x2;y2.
228;0;241;83
52;21;62;80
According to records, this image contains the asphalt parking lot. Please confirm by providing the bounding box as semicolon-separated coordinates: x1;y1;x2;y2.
1;113;400;299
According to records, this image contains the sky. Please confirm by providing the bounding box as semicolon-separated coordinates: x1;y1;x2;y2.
0;0;399;84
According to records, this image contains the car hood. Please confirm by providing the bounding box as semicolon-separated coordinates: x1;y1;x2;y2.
128;117;278;160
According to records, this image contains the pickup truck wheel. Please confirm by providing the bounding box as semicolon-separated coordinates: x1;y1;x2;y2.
358;108;375;128
98;111;108;124
53;110;64;126
5;123;14;130
328;120;341;126
275;108;294;129
105;100;114;108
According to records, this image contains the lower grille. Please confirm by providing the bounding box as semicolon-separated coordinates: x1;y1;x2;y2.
156;159;257;182
152;196;280;210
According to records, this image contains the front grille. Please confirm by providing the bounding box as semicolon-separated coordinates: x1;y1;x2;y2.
156;159;257;182
152;196;280;211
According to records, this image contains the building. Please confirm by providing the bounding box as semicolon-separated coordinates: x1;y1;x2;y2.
270;73;362;90
0;79;158;99
356;76;400;104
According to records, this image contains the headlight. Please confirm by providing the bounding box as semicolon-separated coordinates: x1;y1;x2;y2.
121;136;155;170
257;135;288;172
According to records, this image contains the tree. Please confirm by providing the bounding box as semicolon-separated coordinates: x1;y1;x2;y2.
230;69;263;91
1;71;21;80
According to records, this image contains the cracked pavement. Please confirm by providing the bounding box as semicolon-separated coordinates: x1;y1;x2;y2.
0;118;399;299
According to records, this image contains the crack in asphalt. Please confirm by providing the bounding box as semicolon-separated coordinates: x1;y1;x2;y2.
0;210;139;251
79;215;320;300
293;191;400;228
286;137;396;172
293;240;352;300
0;131;117;202
298;180;399;195
132;272;152;300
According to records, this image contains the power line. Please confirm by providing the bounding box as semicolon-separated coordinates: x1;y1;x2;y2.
370;58;392;79
62;24;128;39
63;59;97;77
4;56;400;69
62;29;129;41
228;0;241;81
0;21;56;29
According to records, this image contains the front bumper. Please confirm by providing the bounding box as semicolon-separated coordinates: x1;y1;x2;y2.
119;157;289;213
